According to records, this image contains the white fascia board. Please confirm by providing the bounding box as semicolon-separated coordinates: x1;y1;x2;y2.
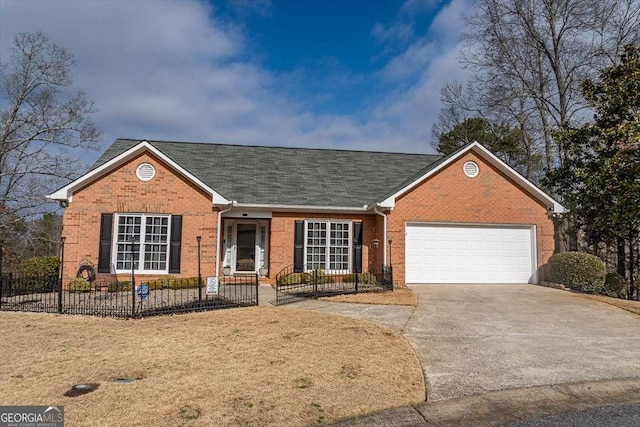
230;202;371;214
380;142;566;214
379;197;395;208
47;141;230;204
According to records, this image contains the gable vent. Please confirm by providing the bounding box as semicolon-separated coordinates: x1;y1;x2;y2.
136;163;156;181
463;161;479;178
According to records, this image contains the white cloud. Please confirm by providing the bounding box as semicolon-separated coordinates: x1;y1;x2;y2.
372;22;414;42
399;0;440;16
0;0;471;164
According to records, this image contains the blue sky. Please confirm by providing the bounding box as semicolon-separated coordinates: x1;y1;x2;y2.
0;0;470;165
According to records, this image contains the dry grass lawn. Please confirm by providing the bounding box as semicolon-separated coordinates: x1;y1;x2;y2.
0;307;424;426
319;288;417;306
576;293;640;316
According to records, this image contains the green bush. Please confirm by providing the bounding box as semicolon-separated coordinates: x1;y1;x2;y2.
21;256;60;282
602;272;627;298
276;272;313;286
146;275;178;290
342;272;377;284
547;252;606;294
169;277;200;289
68;278;91;293
108;281;132;292
315;269;335;284
276;271;336;286
142;276;200;290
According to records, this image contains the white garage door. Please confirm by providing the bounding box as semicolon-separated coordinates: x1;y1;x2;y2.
405;223;535;284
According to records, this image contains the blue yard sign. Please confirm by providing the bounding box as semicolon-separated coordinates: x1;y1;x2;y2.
136;284;150;301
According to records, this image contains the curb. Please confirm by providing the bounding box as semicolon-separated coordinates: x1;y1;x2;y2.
325;377;640;426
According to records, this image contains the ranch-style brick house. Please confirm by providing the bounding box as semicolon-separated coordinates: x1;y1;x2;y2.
48;139;565;286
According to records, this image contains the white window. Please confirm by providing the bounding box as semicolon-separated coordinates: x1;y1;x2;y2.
114;214;170;274
305;221;351;271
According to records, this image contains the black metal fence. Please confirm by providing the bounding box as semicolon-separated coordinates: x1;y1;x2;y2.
0;273;258;318
274;265;393;305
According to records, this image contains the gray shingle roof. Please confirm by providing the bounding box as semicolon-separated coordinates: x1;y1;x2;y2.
93;139;443;208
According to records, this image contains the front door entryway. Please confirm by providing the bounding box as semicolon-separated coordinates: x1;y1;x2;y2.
236;224;256;271
222;219;270;275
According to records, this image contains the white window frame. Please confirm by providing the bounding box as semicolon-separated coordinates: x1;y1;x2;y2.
112;213;171;275
304;220;352;273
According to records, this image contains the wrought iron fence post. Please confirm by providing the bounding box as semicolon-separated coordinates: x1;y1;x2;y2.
355;270;359;294
58;237;66;314
313;269;318;299
130;236;136;318
255;273;259;306
197;236;202;309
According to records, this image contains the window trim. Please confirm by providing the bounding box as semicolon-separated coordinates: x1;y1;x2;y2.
112;213;172;275
304;219;352;273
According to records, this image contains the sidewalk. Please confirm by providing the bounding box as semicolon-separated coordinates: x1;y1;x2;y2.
326;377;640;427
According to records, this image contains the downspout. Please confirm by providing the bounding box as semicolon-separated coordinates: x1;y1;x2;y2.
373;204;387;266
215;201;235;277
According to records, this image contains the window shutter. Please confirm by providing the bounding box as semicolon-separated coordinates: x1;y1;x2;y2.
169;215;182;273
294;220;304;273
98;213;113;273
353;222;363;273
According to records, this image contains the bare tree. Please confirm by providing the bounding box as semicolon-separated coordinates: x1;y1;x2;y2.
0;32;100;237
434;0;640;172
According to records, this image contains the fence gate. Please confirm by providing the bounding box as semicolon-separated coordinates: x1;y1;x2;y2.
273;264;393;306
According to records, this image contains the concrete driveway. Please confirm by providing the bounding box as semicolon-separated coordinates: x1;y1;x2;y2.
286;285;640;401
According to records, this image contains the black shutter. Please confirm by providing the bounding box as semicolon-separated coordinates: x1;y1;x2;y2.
353;222;363;273
169;215;182;274
294;220;304;273
98;213;113;273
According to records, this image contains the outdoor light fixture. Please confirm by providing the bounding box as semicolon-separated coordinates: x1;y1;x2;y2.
372;239;380;248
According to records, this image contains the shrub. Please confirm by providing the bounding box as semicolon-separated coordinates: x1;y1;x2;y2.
146;275;178;290
342;272;377;284
547;252;606;294
144;277;200;290
169;277;200;289
315;269;335;284
108;281;132;292
21;256;60;282
276;273;313;286
602;272;627;298
68;278;91;293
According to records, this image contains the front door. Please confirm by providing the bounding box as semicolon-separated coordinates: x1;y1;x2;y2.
235;224;257;272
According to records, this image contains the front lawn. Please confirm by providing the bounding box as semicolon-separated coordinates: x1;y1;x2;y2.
319;288;418;306
576;293;640;316
0;307;424;426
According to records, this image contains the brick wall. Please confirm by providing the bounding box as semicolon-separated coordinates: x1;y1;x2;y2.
61;152;217;284
268;212;377;281
386;151;555;285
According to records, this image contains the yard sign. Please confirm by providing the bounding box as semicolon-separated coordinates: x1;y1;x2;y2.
206;277;219;295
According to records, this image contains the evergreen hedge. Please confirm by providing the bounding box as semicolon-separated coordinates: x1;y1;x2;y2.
547;252;606;294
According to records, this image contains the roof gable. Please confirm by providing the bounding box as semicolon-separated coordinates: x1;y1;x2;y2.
379;141;566;213
47;141;229;204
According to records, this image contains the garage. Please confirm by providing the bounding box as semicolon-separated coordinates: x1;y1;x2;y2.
405;223;535;284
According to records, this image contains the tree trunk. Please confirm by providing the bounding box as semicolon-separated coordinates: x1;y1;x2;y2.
617;237;626;277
